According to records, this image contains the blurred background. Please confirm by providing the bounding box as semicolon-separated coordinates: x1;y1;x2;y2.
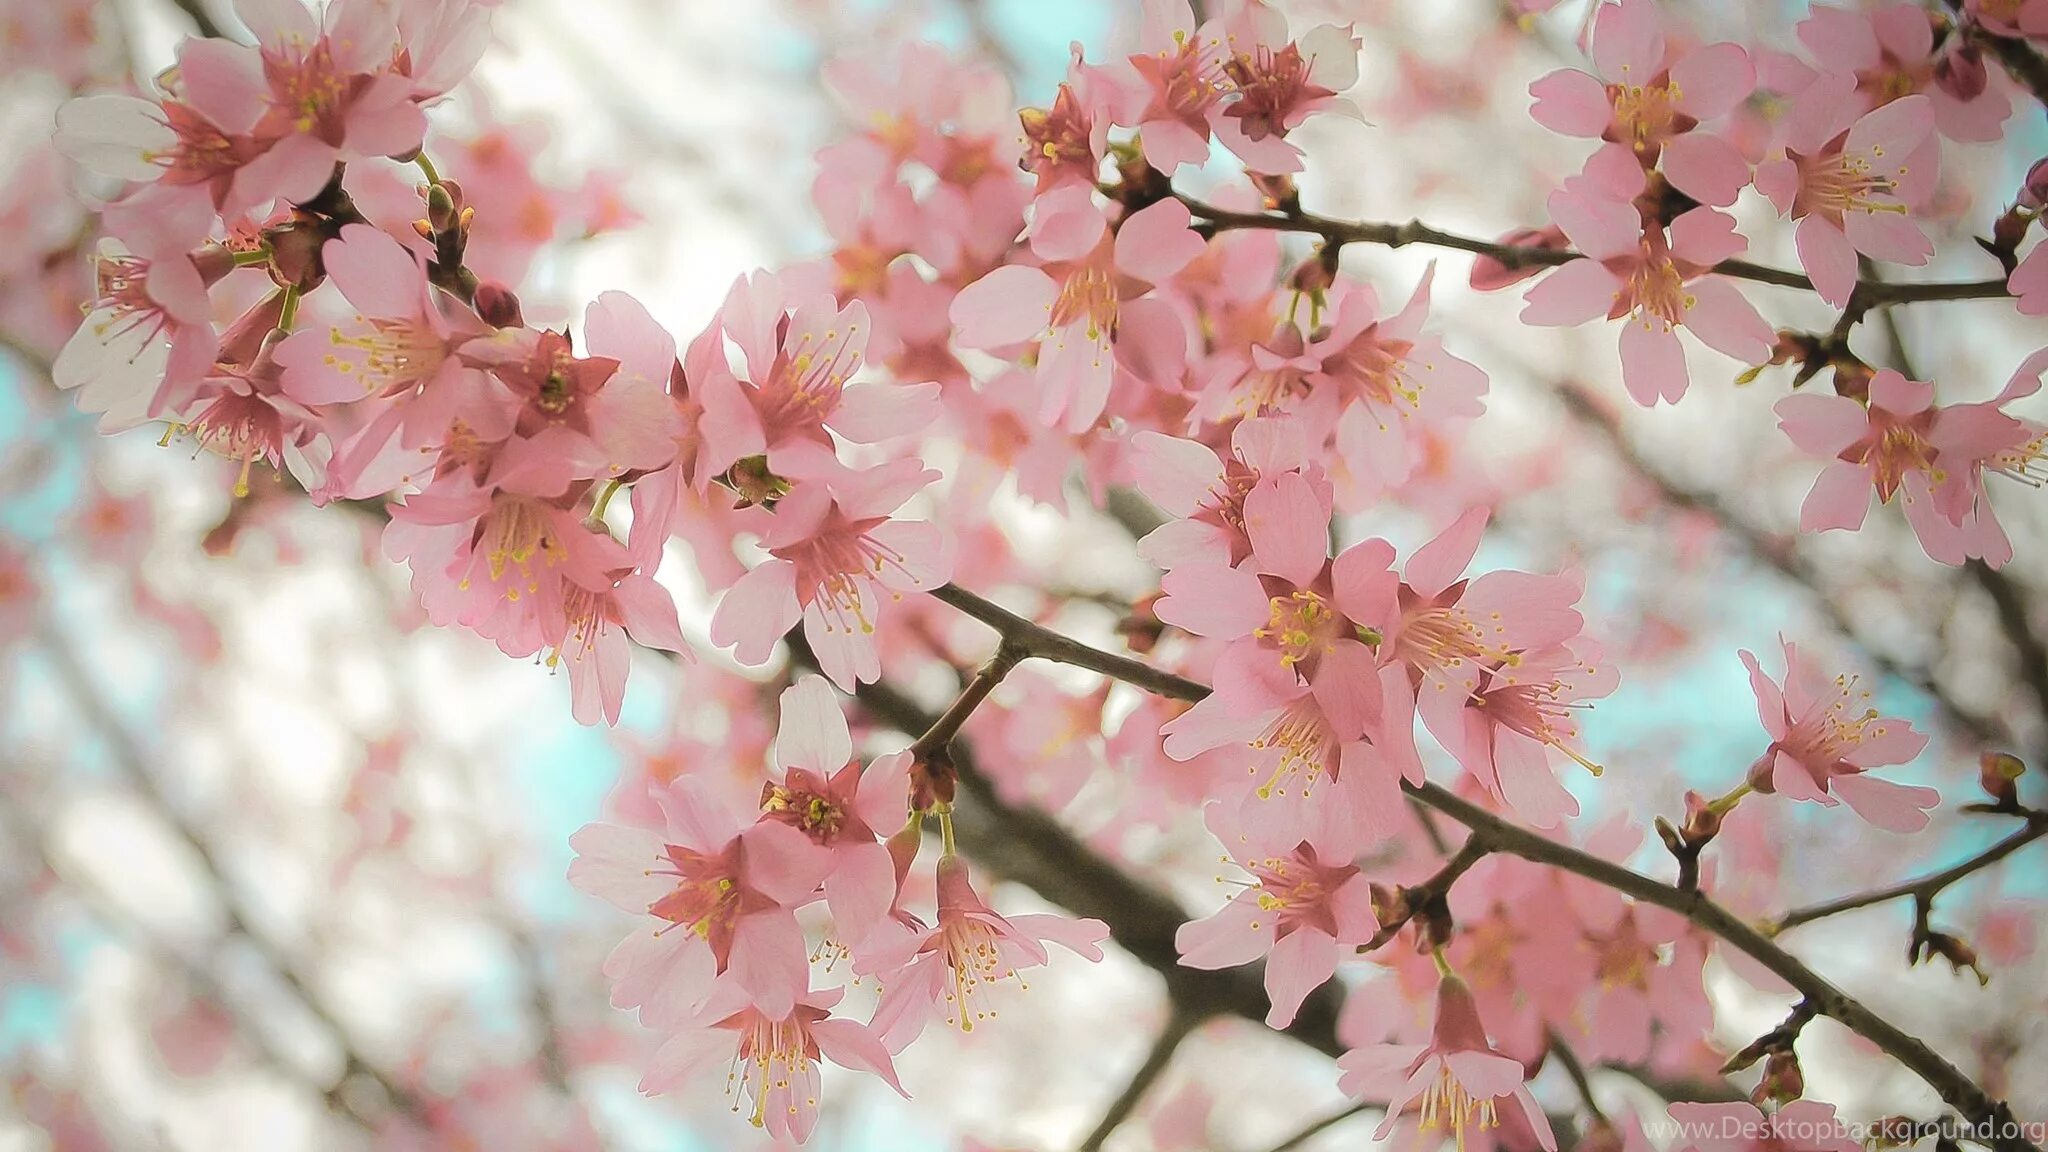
1;0;2045;1149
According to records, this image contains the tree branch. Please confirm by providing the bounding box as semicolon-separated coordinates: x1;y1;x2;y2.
1768;812;2048;934
1171;194;2012;307
1075;1007;1202;1152
914;585;2038;1152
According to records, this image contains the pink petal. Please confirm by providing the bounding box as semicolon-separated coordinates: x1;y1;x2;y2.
1591;0;1666;83
1682;276;1774;364
1263;927;1337;1028
710;560;800;666
1528;69;1612;137
1131;432;1223;518
1175;897;1276;969
1156;562;1268;639
776;675;852;775
1800;459;1873;532
831;381;941;442
1661;133;1751;208
1406;507;1487;600
1618;321;1689;407
1114;196;1207;285
1775;391;1869;457
1244;471;1329;588
1795;217;1858;308
1831;773;1939;833
1671;43;1755;120
1521;260;1622;327
727;909;811;1021
950;265;1056;349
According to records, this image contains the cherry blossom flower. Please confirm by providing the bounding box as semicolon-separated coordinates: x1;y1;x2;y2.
697;271;939;483
759;677;909;947
1175;802;1376;1027
861;854;1108;1048
950;186;1203;432
568;778;833;1022
639;979;905;1143
1774;367;2023;567
1423;640;1617;830
1785;4;2012;143
1338;974;1556;1152
1213;6;1363;174
1123;0;1231;175
708;459;950;690
1528;0;1756;205
1738;636;1937;832
54;217;230;431
544;571;690;726
1129;417;1313;571
1753;76;1938;307
1523;175;1774;407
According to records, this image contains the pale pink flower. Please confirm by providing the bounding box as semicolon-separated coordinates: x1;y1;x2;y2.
1214;6;1362;174
1787;4;2012;143
1337;975;1556;1152
1421;641;1617;830
1774;368;2022;566
569;779;833;1023
639;980;905;1143
1303;270;1490;497
1347;509;1589;796
1753;76;1938;307
708;459;950;690
950;186;1204;432
1523;165;1774;406
54;204;230;431
1739;636;1937;832
1019;48;1124;194
759;677;910;947
464;317;682;497
544;572;690;726
1130;417;1314;571
54;47;269;221
199;0;428;210
1528;0;1756;205
697;271;939;483
860;854;1109;1048
1574;906;1709;1065
1124;0;1231;174
1175;802;1376;1028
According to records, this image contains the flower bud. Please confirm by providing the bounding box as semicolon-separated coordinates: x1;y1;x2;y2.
264;221;326;292
1470;226;1566;292
1979;751;2025;810
474;281;525;329
909;746;957;812
1750;1048;1805;1106
425;181;461;234
1680;789;1725;845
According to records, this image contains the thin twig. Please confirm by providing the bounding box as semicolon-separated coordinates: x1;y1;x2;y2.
1769;813;2048;934
1075;1007;1203;1152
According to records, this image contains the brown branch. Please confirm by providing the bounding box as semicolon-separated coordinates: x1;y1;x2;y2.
1075;1007;1202;1152
1769;812;2048;934
1547;1027;1610;1124
1171;194;2012;307
914;585;2038;1152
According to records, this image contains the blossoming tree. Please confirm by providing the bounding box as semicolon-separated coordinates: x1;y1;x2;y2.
3;0;2048;1148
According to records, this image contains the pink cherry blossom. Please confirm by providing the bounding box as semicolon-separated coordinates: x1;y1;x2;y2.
54;215;230;431
697;271;939;483
1528;0;1756;205
950;186;1203;432
1337;974;1556;1152
1175;802;1376;1028
1753;77;1938;307
1130;417;1313;571
569;778;832;1022
861;854;1108;1048
708;459;950;690
1787;4;2012;143
1123;0;1230;175
1739;636;1937;832
1774;368;2021;567
1667;1101;1861;1152
1422;640;1617;830
1523;181;1774;407
1213;6;1363;174
639;979;905;1143
759;676;909;947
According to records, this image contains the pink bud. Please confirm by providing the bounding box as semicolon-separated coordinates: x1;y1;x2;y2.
1935;46;1988;102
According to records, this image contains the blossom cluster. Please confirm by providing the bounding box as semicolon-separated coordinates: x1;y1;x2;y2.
36;0;2048;1142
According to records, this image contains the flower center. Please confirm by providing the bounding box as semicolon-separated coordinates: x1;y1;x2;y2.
1609;80;1682;150
1256;590;1338;667
1624;253;1694;331
729;1013;813;1129
1419;1062;1500;1152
